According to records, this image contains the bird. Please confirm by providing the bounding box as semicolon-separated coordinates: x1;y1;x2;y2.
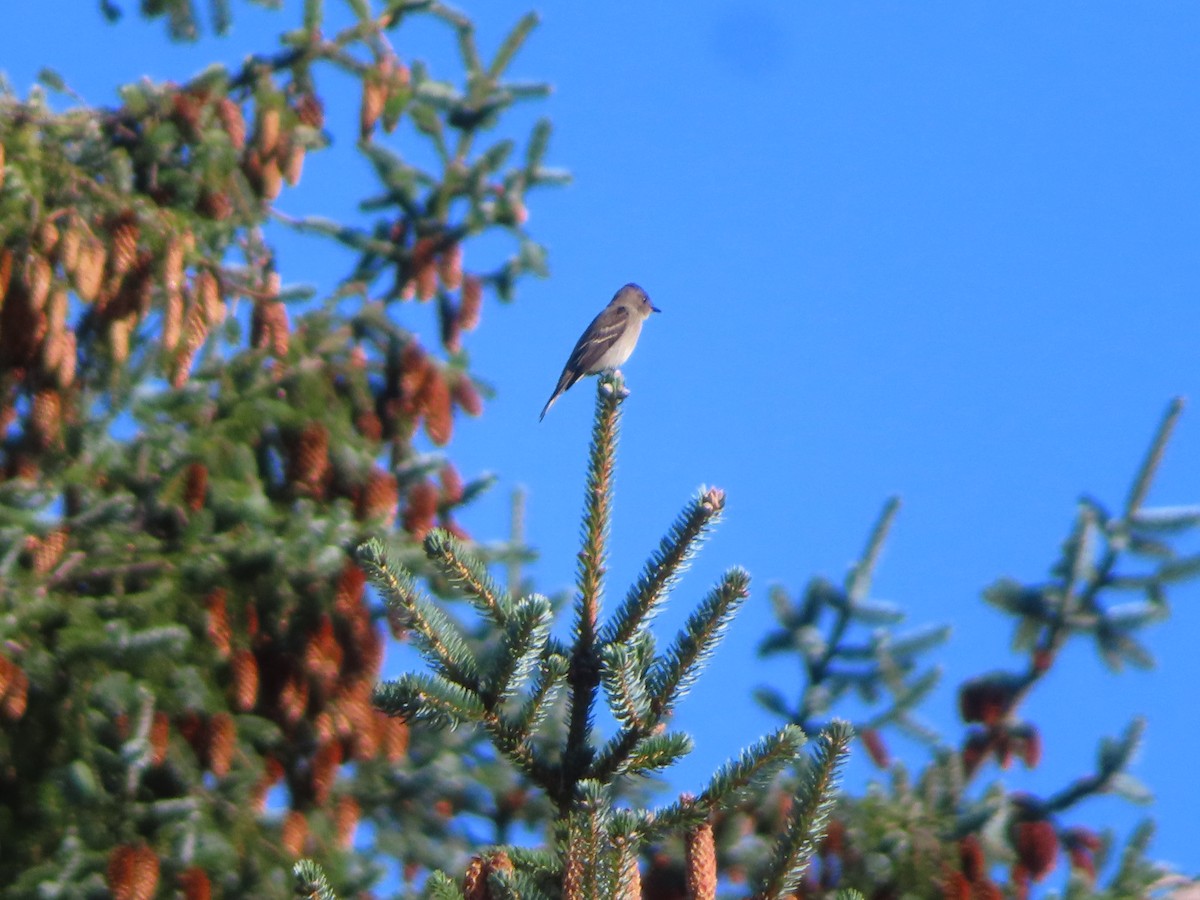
540;283;660;421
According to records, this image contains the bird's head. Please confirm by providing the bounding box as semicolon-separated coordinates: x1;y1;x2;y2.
613;283;660;319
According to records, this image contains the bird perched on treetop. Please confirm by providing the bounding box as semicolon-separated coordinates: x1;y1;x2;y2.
539;283;660;421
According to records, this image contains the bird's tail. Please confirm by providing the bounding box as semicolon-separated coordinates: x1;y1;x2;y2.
538;391;560;421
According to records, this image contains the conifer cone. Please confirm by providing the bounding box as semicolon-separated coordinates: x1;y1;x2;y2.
356;467;400;525
0;656;14;700
860;727;891;769
0;665;28;721
460;274;483;331
149;711;170;765
416;257;439;302
57;219;82;273
53;330;77;390
381;716;409;762
0;246;11;298
421;366;453;446
178;867;212;900
335;795;361;849
162;287;183;352
27;526;69;574
28;389;63;450
685;822;717;900
451;373;483;417
281;810;309;857
230;649;259;711
0;280;48;367
437;242;464;290
74;237;106;302
304;615;343;696
360;77;387;139
295;91;324;129
163;238;185;294
310;741;342;806
614;838;642;900
463;856;488;900
216;97;245;149
279;670;310;725
1012;818;1058;882
205;712;236;777
282;138;306;186
108;213;139;279
402;481;440;539
107;844;159;900
440;463;464;504
24;252;52;312
204;589;232;659
288;422;331;495
257;106;282;157
184;462;208;512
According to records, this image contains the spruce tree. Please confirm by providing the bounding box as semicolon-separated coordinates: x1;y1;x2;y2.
0;2;561;896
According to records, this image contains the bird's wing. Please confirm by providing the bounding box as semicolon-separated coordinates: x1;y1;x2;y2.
565;305;630;376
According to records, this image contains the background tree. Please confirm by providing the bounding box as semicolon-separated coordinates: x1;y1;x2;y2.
0;1;564;896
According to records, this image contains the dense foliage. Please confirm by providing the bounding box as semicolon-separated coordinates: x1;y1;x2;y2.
1;4;1197;900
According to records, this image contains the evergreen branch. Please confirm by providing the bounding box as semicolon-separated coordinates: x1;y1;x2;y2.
846;496;900;603
600;642;653;731
424;528;514;626
484;594;553;706
490;867;553;900
294;859;339;900
373;672;485;729
649;567;751;710
506;846;562;879
1123;396;1184;517
488;12;540;80
697;725;807;812
592;569;750;782
481;710;561;799
564;781;612;900
1062;506;1098;609
753;721;853;900
358;539;480;689
511;653;569;737
612;824;642;900
1044;717;1148;814
425;871;466;900
648;726;807;834
507;486;528;597
1108;821;1158;896
563;375;625;796
621;731;694;777
600;486;726;648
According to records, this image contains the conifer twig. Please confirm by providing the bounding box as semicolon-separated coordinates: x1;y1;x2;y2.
424;528;514;625
359;539;480;689
294;859;339;900
753;721;853;900
601;486;726;647
592;568;750;782
563;376;625;796
1123;396;1184;517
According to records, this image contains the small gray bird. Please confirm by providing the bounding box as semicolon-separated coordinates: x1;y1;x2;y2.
539;283;660;421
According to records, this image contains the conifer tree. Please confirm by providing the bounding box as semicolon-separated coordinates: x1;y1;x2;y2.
0;2;562;896
310;372;855;900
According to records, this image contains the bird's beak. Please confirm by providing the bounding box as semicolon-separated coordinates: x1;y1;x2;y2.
651;305;662;313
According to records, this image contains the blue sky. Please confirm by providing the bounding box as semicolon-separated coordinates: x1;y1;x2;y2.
6;1;1200;889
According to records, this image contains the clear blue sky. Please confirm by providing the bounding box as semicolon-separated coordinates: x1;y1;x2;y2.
6;1;1200;890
